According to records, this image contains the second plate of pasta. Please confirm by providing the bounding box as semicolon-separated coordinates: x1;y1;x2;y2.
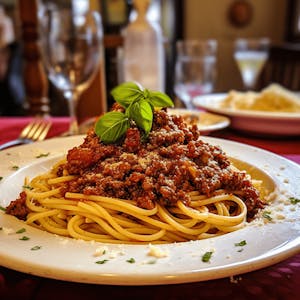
193;94;300;136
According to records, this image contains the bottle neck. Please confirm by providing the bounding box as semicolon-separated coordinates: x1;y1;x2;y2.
133;0;150;21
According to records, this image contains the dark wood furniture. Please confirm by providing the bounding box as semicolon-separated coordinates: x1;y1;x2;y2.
259;43;300;91
18;0;49;116
17;0;110;121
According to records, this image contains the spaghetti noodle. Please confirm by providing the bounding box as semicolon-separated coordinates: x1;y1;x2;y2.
20;160;248;244
6;108;265;244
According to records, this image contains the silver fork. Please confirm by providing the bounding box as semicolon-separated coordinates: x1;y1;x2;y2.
0;118;52;150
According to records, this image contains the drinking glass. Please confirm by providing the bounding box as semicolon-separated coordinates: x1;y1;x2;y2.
40;8;103;134
234;38;270;90
174;39;217;110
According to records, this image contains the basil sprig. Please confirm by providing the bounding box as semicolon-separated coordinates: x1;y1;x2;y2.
95;82;173;144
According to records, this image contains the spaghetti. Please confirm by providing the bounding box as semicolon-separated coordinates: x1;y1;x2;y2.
6;108;265;244
20;160;248;244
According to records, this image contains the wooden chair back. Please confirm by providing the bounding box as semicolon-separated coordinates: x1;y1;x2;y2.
18;0;118;121
18;0;49;116
259;43;300;91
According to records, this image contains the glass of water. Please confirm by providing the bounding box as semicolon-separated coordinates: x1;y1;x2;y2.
234;38;270;90
174;39;217;110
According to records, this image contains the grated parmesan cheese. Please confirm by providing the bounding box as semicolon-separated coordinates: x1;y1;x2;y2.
94;246;108;257
2;227;14;235
147;245;169;258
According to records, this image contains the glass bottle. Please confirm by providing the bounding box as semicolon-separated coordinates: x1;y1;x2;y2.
122;0;165;91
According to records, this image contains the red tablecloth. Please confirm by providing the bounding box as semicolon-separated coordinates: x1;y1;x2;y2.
0;117;300;300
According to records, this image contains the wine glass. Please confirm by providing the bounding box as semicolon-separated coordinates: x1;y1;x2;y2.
174;39;217;110
40;8;103;135
234;38;270;90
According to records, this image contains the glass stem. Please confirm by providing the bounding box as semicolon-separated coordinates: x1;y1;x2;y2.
185;97;194;110
64;90;80;135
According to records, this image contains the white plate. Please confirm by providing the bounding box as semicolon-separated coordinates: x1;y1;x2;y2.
0;136;300;285
168;109;230;134
193;94;300;136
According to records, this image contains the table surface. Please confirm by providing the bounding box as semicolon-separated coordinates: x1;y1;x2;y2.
0;116;300;300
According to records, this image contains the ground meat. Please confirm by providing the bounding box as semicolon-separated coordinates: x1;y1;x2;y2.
58;109;263;216
5;192;30;220
123;128;141;153
65;132;120;175
7;108;264;220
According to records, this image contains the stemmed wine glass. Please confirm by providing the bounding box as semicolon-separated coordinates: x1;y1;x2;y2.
174;39;217;110
40;8;103;135
234;38;270;90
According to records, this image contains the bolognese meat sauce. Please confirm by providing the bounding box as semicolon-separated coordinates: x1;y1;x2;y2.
58;108;263;219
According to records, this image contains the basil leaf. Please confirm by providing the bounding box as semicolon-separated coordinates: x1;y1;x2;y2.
111;82;143;108
129;99;153;135
95;82;175;144
95;112;130;144
148;91;174;108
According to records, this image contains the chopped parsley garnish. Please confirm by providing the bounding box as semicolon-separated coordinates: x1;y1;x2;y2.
31;246;42;251
94;82;173;144
12;165;19;170
19;236;30;241
95;259;109;264
0;205;6;212
23;185;33;190
234;240;247;247
36;152;50;158
146;259;157;264
262;211;272;221
126;258;136;264
202;251;213;262
16;228;26;234
235;241;247;252
0;176;3;181
290;197;300;204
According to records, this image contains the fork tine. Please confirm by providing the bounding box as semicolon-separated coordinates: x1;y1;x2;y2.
0;118;51;150
35;121;51;141
20;119;51;141
19;120;37;138
23;120;43;140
